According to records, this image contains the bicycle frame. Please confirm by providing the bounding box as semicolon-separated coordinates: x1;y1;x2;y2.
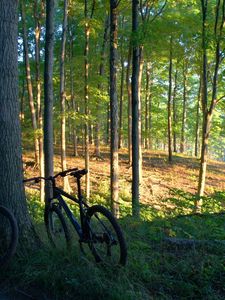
51;186;89;240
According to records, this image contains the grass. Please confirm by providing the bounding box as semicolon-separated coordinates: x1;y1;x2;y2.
1;189;225;299
3;150;224;298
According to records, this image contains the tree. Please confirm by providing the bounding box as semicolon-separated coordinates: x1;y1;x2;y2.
60;0;71;192
196;0;225;211
167;36;173;162
132;0;140;217
34;0;45;202
110;0;120;217
84;0;95;198
0;0;37;245
44;0;55;199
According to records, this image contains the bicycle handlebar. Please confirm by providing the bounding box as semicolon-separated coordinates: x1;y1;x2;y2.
23;168;87;184
53;167;78;178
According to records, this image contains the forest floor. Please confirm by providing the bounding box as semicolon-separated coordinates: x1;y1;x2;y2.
23;146;225;211
1;147;225;299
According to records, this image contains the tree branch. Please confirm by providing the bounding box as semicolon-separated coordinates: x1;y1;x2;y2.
150;0;167;23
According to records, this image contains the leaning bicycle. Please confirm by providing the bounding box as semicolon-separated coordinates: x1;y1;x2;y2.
24;168;127;266
0;206;18;267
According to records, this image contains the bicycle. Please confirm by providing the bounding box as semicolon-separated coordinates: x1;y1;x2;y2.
0;205;18;267
23;168;127;266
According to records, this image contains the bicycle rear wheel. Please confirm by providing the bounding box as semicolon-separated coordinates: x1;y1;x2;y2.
86;205;127;266
0;206;18;267
44;204;71;251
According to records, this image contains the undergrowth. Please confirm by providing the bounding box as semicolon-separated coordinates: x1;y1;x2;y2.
1;189;225;299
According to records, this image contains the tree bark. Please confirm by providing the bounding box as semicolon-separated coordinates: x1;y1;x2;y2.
60;0;71;193
172;64;178;153
119;16;125;149
95;14;109;157
126;42;132;165
167;36;173;162
44;0;55;199
144;62;151;149
132;0;140;217
195;79;201;157
110;0;119;217
69;29;78;157
138;46;144;181
0;0;38;248
34;0;45;203
180;60;188;154
84;0;91;198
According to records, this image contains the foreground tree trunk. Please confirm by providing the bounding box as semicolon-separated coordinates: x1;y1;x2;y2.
110;0;119;218
0;0;38;248
44;0;55;199
132;0;140;217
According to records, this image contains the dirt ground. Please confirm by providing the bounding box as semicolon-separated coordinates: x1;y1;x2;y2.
23;146;225;208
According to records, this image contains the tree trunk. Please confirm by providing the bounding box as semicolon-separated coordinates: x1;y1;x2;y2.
144;62;151;149
0;0;38;248
69;32;78;157
119;16;125;149
132;0;140;217
172;64;178;153
95;14;109;157
195;79;201;157
34;0;45;203
110;0;119;218
180;60;187;154
21;0;39;165
44;0;55;199
126;42;132;165
149;67;153;150
167;37;173;162
60;0;71;193
119;54;125;149
84;0;90;198
138;46;144;181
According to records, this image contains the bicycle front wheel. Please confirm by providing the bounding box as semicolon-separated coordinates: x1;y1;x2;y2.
0;206;18;267
86;205;127;266
44;204;71;251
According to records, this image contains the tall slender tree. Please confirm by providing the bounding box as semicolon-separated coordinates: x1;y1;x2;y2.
110;0;120;217
132;0;140;217
34;0;45;202
44;0;55;199
196;0;225;210
168;36;173;162
84;0;95;198
60;0;71;192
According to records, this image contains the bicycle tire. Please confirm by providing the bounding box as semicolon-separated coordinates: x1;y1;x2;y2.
0;206;18;267
44;204;72;251
86;205;127;266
